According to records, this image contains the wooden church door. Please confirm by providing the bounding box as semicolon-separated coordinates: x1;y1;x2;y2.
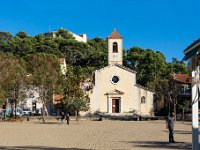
112;99;119;113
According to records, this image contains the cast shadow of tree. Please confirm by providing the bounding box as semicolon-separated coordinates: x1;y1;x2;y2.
0;146;92;150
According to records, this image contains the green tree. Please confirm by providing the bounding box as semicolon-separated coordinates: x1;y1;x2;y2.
0;32;12;45
1;35;34;58
170;58;188;74
16;31;28;39
0;52;26;118
125;46;189;113
62;65;89;120
24;53;62;122
87;37;108;68
55;28;74;39
178;100;190;123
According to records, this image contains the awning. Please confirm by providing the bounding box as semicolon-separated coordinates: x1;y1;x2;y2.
183;47;200;61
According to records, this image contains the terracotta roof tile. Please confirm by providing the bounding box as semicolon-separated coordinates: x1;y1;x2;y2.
107;30;123;39
174;74;191;83
59;58;65;64
54;94;63;101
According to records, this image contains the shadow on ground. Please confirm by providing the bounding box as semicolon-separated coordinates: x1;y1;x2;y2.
163;130;199;135
125;141;192;149
0;146;91;150
31;121;61;125
174;130;193;135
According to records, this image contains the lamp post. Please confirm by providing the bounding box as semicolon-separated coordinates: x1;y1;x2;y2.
191;67;199;149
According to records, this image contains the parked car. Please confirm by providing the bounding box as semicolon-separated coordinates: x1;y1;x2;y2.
23;109;32;116
0;108;23;118
14;107;23;116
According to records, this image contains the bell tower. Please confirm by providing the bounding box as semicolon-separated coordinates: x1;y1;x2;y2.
107;28;123;65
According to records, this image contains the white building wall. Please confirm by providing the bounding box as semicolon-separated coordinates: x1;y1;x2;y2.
71;33;87;43
46;29;87;43
20;87;43;113
89;65;137;113
137;88;154;115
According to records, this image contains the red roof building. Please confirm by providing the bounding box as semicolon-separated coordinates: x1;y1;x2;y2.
173;74;191;98
173;74;191;83
53;94;63;104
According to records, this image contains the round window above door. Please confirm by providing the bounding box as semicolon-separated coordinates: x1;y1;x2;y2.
111;76;120;84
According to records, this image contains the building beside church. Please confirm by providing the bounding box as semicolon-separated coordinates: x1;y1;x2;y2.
86;29;154;116
172;74;191;100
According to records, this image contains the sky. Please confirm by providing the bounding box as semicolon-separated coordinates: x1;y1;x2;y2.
0;0;200;62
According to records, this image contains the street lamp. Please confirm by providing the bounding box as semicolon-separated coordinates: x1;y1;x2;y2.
183;40;200;150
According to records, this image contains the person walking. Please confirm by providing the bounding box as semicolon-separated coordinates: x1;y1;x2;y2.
166;111;176;143
61;112;65;124
66;112;70;125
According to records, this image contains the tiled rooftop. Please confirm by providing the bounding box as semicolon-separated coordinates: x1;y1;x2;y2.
174;74;190;83
107;29;123;39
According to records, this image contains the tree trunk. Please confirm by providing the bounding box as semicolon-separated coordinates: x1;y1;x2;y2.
155;98;158;112
174;104;176;121
15;99;17;119
44;90;49;116
182;109;185;124
42;102;45;123
75;110;79;123
11;101;14;118
44;102;49;116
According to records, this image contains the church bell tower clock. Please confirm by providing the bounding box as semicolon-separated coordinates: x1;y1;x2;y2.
107;28;123;65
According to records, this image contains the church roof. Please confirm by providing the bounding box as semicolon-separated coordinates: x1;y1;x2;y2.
107;28;123;39
114;64;136;74
96;64;136;74
135;84;154;92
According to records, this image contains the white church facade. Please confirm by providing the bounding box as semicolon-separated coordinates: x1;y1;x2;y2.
87;29;154;116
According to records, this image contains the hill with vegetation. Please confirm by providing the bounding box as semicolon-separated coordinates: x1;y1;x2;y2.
0;28;189;119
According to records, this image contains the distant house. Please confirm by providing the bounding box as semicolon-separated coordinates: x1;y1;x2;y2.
59;58;67;75
44;28;87;43
19;86;43;114
52;94;64;115
173;74;191;101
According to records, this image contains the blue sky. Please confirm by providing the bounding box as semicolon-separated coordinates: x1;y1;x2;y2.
0;0;199;62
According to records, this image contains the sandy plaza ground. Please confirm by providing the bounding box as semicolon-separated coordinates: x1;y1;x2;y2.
0;119;196;150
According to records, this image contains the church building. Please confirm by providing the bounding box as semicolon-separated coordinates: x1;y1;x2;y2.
87;29;154;116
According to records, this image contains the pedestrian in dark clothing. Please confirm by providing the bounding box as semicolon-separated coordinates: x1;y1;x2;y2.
66;113;70;125
166;112;176;143
61;112;65;124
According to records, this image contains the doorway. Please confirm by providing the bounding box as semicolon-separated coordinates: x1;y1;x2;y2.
112;98;120;113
